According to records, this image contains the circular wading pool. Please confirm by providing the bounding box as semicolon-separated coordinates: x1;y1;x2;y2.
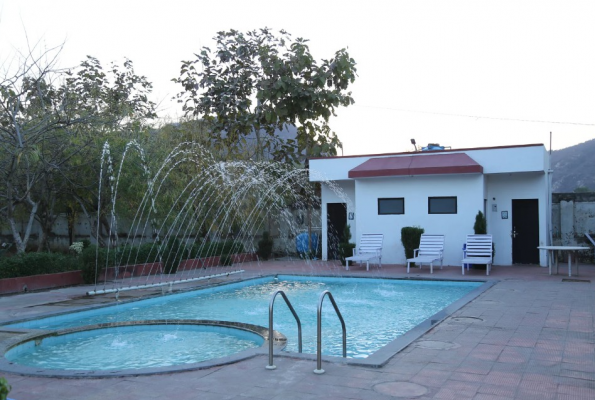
2;320;280;377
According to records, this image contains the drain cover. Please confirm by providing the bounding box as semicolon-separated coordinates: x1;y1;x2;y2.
374;382;428;397
416;340;460;350
562;279;590;283
451;316;484;323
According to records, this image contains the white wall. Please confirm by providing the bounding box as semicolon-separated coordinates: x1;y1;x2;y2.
351;174;485;265
485;173;548;266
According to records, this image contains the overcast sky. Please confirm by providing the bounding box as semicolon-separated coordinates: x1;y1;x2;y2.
1;0;594;155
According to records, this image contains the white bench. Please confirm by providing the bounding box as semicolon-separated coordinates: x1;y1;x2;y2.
462;234;493;275
406;234;445;274
346;233;383;271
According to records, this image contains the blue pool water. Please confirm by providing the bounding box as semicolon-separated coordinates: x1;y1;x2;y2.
7;276;482;361
6;324;263;371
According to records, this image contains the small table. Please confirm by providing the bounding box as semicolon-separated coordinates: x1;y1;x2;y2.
537;246;590;277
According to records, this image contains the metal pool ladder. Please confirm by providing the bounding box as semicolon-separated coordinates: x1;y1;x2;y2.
314;290;346;374
266;290;302;370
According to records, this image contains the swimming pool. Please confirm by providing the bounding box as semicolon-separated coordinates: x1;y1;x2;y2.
3;275;486;374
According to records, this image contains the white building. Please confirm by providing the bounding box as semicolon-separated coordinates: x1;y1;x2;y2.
309;144;551;267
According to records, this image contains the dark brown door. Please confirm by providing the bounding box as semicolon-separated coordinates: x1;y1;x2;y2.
512;199;539;264
327;203;347;260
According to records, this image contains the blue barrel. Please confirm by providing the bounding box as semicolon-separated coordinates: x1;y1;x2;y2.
296;233;319;254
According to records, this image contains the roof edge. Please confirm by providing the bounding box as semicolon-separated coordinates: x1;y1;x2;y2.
310;143;545;161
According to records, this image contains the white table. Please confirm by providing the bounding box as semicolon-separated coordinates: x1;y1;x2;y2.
537;246;590;277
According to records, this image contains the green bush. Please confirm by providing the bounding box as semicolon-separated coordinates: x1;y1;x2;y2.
474;211;487;234
257;232;274;261
219;254;233;266
162;237;185;274
189;240;245;259
401;226;425;260
0;376;11;400
0;252;82;279
339;224;356;265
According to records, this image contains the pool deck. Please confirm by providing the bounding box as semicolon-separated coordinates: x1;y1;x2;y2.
1;259;595;399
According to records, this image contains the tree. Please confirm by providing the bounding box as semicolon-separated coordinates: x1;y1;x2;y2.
574;186;591;193
0;45;156;253
174;28;357;163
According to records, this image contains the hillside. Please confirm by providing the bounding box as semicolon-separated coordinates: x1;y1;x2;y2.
551;138;595;193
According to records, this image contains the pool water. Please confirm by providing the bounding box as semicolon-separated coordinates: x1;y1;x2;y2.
7;276;481;360
6;324;263;370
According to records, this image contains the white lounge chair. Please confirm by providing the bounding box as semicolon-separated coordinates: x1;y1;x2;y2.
462;234;493;275
345;233;383;271
406;234;445;274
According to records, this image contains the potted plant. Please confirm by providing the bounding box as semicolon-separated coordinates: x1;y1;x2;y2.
338;224;356;265
257;231;274;261
401;226;424;263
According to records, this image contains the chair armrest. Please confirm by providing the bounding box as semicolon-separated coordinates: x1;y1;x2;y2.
413;248;420;257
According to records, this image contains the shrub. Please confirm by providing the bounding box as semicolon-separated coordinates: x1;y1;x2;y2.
189;240;245;259
474;211;487;234
219;254;233;266
339;224;356;265
0;376;11;400
257;232;274;261
162;237;185;274
0;252;82;279
401;226;425;260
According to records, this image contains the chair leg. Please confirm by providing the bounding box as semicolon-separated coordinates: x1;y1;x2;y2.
366;261;370;271
407;262;410;273
462;263;465;275
430;262;433;274
345;260;349;271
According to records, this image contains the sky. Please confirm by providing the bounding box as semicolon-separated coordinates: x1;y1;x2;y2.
1;0;594;155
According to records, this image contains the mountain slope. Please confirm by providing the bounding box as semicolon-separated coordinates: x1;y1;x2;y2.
551;139;595;193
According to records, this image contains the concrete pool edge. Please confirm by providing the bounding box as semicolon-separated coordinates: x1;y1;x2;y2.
0;320;286;378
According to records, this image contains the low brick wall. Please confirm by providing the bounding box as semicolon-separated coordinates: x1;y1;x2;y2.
0;270;84;294
0;252;257;295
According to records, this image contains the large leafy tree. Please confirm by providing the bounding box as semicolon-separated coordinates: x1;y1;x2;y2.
174;28;357;163
0;46;156;253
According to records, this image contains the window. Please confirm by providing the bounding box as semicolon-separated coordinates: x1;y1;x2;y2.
428;197;457;214
378;198;404;215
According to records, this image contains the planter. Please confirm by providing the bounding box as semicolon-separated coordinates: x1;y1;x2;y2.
0;270;84;295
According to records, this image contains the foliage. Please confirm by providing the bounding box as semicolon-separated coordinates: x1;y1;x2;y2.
189;240;245;259
473;211;487;234
219;254;233;266
162;237;185;274
0;377;10;400
0;252;81;279
175;28;357;163
574;186;591;193
401;226;425;260
0;46;156;254
339;224;356;265
257;231;274;261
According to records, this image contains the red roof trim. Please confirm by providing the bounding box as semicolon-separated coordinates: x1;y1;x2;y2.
348;153;483;178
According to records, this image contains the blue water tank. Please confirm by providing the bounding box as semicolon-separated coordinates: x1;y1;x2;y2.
421;143;445;151
296;232;319;254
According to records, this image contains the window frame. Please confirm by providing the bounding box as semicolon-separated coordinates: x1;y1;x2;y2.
428;196;457;214
378;197;405;215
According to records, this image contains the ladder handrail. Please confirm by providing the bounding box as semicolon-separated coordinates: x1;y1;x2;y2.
314;290;346;374
266;290;302;370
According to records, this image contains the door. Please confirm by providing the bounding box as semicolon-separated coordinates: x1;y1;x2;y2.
512;199;540;264
327;203;347;260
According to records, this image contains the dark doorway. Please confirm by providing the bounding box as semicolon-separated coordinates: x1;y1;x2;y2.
327;203;347;260
512;199;540;264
